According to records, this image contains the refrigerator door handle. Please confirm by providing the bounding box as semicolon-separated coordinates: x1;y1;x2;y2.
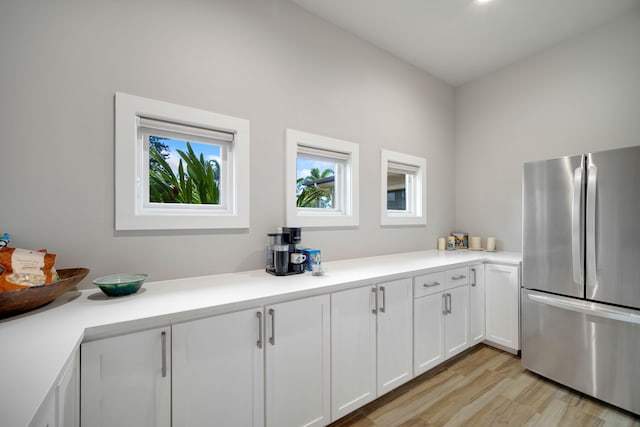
526;292;640;325
586;158;598;291
571;165;584;286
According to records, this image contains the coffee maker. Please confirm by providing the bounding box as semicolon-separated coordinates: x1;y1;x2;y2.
266;227;306;276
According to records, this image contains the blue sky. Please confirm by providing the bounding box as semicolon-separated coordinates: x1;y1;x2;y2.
161;138;221;174
296;157;335;180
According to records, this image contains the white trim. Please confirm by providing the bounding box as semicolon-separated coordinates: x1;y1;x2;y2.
115;92;250;230
285;129;359;228
380;149;427;226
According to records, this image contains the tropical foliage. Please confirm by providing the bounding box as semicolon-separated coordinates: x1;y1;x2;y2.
149;141;220;204
296;167;334;208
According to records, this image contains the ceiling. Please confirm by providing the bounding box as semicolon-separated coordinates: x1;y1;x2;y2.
290;0;640;86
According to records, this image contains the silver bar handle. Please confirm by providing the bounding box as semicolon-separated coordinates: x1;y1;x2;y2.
586;157;598;290
442;293;447;315
268;308;275;346
572;165;584;286
423;281;441;288
379;286;386;313
451;274;466;281
447;293;452;314
371;287;377;314
161;331;167;378
470;268;476;287
256;311;263;349
527;292;640;325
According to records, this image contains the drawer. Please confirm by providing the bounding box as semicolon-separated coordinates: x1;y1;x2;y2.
445;267;469;289
414;271;445;298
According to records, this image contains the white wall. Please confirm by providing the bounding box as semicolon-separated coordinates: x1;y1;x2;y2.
455;10;640;252
0;0;455;284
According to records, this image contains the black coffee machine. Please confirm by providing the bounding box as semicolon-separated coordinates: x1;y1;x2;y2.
266;227;306;276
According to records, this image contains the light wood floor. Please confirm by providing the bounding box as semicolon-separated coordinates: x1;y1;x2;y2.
330;345;640;427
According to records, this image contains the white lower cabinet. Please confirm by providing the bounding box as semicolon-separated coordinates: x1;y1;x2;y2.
413;291;445;375
444;284;470;359
376;278;413;395
485;263;520;351
414;268;470;376
29;390;55;427
469;264;485;346
265;294;331;427
172;308;264;427
331;278;412;422
331;285;377;421
56;350;79;427
81;326;171;427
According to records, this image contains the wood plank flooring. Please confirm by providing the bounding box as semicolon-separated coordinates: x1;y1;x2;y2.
329;345;640;427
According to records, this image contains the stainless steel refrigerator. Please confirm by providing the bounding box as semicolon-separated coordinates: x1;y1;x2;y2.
522;145;640;415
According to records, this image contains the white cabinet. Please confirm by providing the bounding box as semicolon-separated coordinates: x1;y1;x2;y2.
414;268;470;376
29;390;55;427
56;350;79;427
444;284;470;359
376;278;413;395
81;326;171;427
172;308;264;427
30;350;79;427
265;294;331;427
331;285;377;421
413;290;445;375
485;264;520;352
469;264;485;346
331;278;412;421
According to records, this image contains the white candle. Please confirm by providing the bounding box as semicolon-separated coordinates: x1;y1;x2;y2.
487;237;496;251
437;237;446;250
470;236;481;250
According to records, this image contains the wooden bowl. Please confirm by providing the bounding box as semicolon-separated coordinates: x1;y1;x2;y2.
0;268;90;316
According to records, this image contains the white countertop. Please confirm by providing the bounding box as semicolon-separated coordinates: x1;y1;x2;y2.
0;249;521;427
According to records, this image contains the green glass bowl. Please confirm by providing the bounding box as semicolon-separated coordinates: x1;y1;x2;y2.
92;273;149;297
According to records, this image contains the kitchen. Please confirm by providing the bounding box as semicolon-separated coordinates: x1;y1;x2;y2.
1;0;639;426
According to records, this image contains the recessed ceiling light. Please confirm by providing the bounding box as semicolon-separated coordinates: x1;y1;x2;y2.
475;0;494;4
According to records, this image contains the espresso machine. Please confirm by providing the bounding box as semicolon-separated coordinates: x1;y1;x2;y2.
266;227;306;276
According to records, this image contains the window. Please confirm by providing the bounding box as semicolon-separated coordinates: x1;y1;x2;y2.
380;149;426;226
286;129;359;227
115;93;250;230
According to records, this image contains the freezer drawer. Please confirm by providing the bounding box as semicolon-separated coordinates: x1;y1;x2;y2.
521;289;640;415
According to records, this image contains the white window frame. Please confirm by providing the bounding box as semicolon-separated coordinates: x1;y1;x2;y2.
380;149;426;226
286;129;359;228
115;92;250;230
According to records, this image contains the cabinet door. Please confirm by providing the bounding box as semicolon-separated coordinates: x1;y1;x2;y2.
57;350;79;427
377;278;413;395
469;264;485;346
81;326;171;427
265;294;330;427
331;285;377;421
444;284;470;359
172;308;264;427
413;292;445;376
29;390;55;427
486;264;520;351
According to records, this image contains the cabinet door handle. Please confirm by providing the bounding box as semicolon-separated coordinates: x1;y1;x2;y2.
161;331;167;378
256;311;263;349
442;293;447;315
451;274;466;281
379;286;386;313
447;293;452;314
268;308;275;346
471;268;476;287
371;287;378;314
423;281;441;288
